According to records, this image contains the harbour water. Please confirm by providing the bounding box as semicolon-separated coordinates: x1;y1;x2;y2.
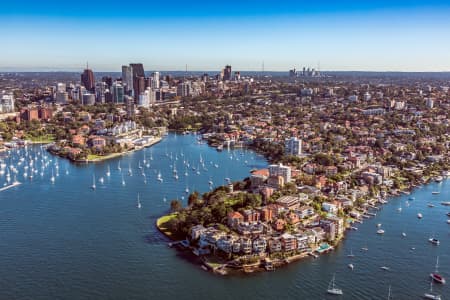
0;133;449;299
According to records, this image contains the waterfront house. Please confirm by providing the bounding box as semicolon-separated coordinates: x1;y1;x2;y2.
240;238;253;254
280;233;297;252
190;224;206;241
268;238;283;253
90;136;107;150
295;234;310;252
252;237;267;253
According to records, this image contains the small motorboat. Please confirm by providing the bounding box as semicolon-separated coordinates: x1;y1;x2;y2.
428;238;440;246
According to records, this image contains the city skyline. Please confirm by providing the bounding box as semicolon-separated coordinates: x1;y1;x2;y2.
1;0;450;72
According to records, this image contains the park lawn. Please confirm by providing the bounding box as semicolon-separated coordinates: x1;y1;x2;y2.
26;134;55;143
156;213;178;238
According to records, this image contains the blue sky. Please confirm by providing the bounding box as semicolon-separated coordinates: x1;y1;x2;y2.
1;0;450;72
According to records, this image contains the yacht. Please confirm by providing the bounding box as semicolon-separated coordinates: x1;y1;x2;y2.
99;177;104;184
402;232;407;237
377;229;385;235
348;263;354;270
432;191;440;195
434;176;444;183
428;238;440;246
380;266;390;271
428;203;435;208
326;274;343;295
441;202;450;206
430;257;446;284
424;280;441;300
447;212;450;217
417;213;423;219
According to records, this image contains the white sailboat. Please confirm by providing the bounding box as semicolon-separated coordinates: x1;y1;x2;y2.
157;171;163;182
91;174;96;190
117;161;121;171
106;165;111;177
424;280;442;300
137;194;142;209
50;169;55;183
327;274;343;295
121;174;125;186
430;256;446;284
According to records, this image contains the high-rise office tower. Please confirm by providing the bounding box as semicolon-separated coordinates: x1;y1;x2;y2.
121;65;133;94
81;65;95;92
151;72;160;89
111;82;124;104
130;63;145;101
223;65;232;81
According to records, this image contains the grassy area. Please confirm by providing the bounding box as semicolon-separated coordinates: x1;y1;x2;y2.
156;214;178;239
86;152;123;161
26;134;55;143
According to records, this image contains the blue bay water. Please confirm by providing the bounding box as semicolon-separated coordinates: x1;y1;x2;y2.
0;133;449;299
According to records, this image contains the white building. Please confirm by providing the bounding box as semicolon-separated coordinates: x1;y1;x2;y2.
111;82;124;104
425;98;434;109
177;81;191;97
151;72;160;89
55;92;68;104
138;90;150;108
363;92;371;101
322;202;338;214
348;95;358;102
0;92;15;113
285;137;302;156
268;163;292;183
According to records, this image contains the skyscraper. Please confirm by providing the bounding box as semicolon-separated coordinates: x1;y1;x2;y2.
130;63;145;101
223;65;232;81
111;82;124;104
285;137;302;157
125;95;135;118
81;65;95;92
121;65;133;94
151;72;160;89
